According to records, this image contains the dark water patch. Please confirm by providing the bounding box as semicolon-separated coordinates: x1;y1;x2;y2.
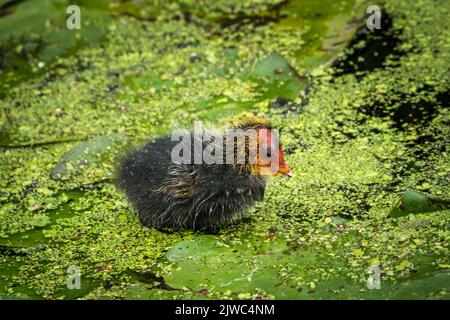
269;97;303;115
407;134;448;161
0;245;27;257
332;12;402;77
333;120;358;141
282;128;309;155
391;90;448;130
358;88;447;132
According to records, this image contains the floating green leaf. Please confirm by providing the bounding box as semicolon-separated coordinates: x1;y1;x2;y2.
51;134;127;181
251;52;308;99
390;190;450;218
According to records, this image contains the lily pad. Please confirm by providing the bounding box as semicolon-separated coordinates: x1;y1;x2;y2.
390;189;450;218
250;52;308;100
51;134;127;181
162;234;450;299
164;234;348;299
0;0;112;91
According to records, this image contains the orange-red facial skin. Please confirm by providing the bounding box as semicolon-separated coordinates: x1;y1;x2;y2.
276;146;292;176
253;128;292;177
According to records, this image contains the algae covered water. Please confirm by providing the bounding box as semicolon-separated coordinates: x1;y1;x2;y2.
0;0;449;300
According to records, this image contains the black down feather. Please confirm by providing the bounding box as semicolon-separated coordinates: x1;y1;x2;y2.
117;132;266;230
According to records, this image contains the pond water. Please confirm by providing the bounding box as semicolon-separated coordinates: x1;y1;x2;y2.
0;0;448;299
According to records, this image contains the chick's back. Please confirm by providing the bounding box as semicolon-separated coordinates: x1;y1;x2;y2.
117;134;266;230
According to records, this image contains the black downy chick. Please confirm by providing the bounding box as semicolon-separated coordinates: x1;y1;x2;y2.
117;117;292;230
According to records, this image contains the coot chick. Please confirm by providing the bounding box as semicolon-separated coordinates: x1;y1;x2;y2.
117;116;292;230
